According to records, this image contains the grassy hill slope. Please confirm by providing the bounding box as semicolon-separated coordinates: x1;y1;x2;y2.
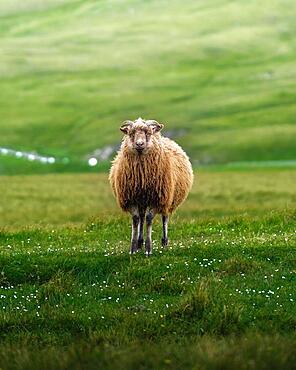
0;0;296;171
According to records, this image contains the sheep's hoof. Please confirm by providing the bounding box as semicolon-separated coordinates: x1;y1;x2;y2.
162;237;169;247
130;240;138;254
145;239;152;256
137;238;144;250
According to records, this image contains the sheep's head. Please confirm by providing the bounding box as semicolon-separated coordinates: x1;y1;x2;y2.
120;117;164;154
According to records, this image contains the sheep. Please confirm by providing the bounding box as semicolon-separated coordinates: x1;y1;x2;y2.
109;117;194;256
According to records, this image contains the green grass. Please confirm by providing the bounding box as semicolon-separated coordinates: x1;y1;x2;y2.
0;169;295;227
1;0;296;368
1;0;296;173
0;169;295;369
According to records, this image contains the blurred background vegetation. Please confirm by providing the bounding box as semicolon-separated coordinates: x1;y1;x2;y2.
0;0;295;174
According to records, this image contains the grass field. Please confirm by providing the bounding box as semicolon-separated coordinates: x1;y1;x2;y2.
0;168;295;369
0;169;296;227
1;0;296;173
1;0;296;368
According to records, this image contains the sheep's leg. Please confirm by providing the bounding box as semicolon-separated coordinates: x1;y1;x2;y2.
162;215;169;247
145;210;154;256
130;209;140;255
137;210;146;250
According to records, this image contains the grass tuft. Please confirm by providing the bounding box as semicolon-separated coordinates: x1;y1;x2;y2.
220;257;261;275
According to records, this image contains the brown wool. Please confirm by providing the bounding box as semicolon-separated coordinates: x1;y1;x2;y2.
109;132;194;215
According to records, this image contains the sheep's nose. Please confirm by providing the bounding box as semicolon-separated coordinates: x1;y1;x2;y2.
136;140;145;148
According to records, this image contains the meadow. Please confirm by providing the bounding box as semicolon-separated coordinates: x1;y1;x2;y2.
0;0;296;172
0;169;295;369
1;0;296;368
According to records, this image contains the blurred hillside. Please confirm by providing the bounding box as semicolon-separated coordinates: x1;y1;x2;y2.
0;0;295;172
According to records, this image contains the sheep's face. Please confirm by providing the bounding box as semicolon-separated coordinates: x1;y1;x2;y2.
120;118;164;155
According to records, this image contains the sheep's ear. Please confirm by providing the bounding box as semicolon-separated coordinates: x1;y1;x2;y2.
146;120;164;134
120;120;133;134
